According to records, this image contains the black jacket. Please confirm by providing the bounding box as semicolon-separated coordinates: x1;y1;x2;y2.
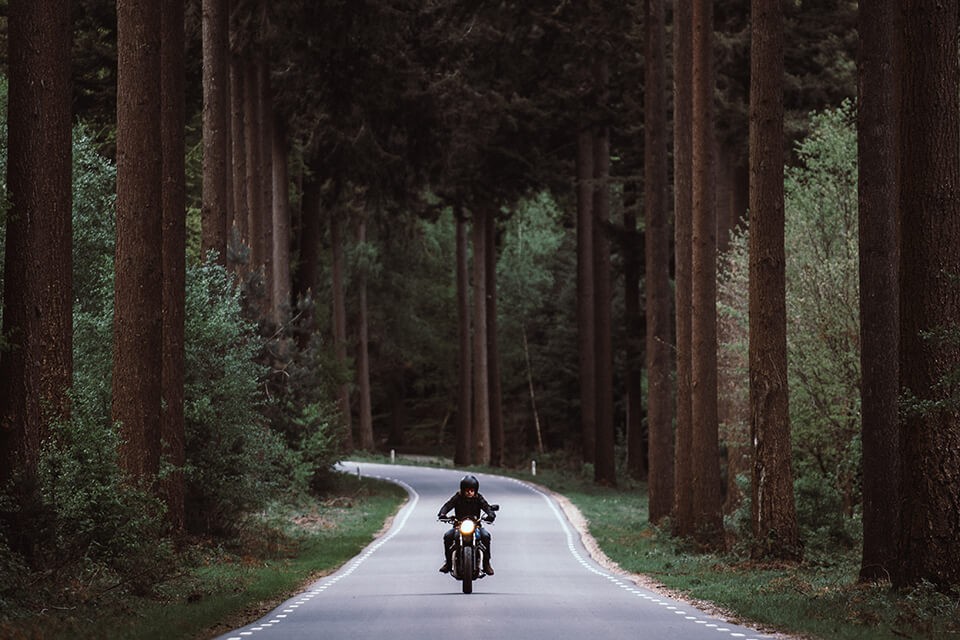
438;491;496;521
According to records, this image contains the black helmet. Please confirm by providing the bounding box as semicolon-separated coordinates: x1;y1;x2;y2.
460;475;479;493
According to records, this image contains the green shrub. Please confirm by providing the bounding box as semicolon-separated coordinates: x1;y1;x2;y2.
72;123;117;313
716;102;862;552
784;101;861;527
182;257;305;534
0;391;173;613
259;330;346;494
295;402;344;492
37;393;174;595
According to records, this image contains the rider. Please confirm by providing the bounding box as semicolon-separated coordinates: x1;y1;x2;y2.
437;474;496;575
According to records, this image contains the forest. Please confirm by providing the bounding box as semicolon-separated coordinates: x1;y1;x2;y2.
1;0;959;630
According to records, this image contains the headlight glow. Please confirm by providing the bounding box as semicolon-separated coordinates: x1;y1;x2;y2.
459;519;476;536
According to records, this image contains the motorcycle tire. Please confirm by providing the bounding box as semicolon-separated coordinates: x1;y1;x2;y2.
462;547;474;594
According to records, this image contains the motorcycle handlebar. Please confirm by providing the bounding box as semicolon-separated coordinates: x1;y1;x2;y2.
438;516;495;524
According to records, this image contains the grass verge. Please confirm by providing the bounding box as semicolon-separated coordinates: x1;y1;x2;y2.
0;473;408;640
516;465;959;640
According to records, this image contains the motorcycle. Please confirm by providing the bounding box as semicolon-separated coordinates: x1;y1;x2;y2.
439;505;498;594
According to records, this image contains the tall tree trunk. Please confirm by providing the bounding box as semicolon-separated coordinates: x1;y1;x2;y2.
160;0;187;531
690;0;722;546
272;117;291;325
486;208;504;467
0;0;73;534
748;0;800;560
623;184;646;481
455;209;473;466
114;0;163;484
258;60;275;321
593;62;616;487
857;0;901;584
672;0;695;539
244;60;262;271
896;0;960;590
356;216;374;451
331;208;353;451
577;129;597;465
292;159;322;348
645;0;673;519
229;56;248;247
472;208;491;465
293;158;322;309
201;0;229;261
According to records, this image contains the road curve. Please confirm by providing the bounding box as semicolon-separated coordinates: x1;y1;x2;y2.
213;463;785;640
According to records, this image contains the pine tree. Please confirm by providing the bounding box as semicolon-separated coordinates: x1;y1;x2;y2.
160;0;187;530
748;0;800;560
0;0;74;529
113;0;163;483
857;0;900;583
672;0;696;539
896;0;960;590
645;0;674;521
690;0;723;546
201;0;229;260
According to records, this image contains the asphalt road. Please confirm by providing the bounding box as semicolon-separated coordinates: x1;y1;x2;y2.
213;463;783;640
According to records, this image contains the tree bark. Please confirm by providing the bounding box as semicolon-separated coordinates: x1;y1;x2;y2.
160;0;187;531
272;116;291;325
672;0;695;539
331;208;353;451
455;209;473;466
114;0;163;484
577;129;597;465
748;0;800;560
593;62;616;487
293;157;322;315
259;60;275;320
472;208;491;465
690;0;723;546
623;183;646;481
0;0;73;507
244;59;262;270
201;0;229;261
229;56;248;245
896;0;960;590
857;0;900;584
645;0;674;520
356;216;374;451
486;208;504;467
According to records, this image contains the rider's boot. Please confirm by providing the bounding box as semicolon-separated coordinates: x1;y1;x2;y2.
483;558;494;575
439;548;453;573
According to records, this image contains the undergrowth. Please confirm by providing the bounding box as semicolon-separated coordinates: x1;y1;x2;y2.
0;474;407;640
516;464;960;640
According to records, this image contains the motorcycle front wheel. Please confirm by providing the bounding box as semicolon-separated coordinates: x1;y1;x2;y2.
461;546;474;594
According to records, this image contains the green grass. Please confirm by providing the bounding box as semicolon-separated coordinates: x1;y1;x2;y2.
9;456;955;640
516;465;960;640
0;474;408;640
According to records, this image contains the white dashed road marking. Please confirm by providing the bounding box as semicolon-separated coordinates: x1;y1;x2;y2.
226;469;774;640
511;476;775;640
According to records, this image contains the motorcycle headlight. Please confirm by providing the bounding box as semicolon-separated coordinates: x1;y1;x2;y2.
459;519;476;536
